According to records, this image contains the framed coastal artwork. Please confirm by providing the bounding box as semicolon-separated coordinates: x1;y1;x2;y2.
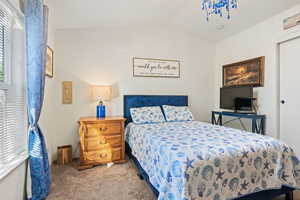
223;57;265;87
133;57;180;78
46;46;54;78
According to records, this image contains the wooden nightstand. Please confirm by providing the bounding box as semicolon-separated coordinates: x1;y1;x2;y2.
78;116;126;169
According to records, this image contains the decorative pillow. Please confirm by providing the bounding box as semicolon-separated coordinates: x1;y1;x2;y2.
130;106;166;124
162;105;194;122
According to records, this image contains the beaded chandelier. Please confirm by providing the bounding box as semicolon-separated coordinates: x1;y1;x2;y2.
201;0;238;21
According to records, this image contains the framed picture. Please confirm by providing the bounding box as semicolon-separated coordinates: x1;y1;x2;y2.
62;81;72;104
133;57;180;78
223;57;265;87
46;46;54;78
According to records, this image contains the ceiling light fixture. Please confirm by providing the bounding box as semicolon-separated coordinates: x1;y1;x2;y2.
201;0;238;21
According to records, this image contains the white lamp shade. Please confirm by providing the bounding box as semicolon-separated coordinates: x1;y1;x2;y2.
91;85;112;101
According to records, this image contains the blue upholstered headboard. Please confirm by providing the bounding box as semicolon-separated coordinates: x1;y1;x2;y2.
123;95;188;126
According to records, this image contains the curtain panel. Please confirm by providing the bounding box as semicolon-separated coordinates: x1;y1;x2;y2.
20;0;51;199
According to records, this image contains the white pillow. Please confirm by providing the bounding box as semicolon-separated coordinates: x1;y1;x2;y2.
162;105;194;122
130;106;165;124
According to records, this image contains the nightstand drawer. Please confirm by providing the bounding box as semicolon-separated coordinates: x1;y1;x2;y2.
84;138;108;151
86;123;121;137
84;135;121;151
85;149;112;162
84;148;121;162
105;135;122;147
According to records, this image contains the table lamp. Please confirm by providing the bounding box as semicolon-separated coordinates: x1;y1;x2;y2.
91;85;112;118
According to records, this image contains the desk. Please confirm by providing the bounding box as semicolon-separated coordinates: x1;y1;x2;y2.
212;111;266;135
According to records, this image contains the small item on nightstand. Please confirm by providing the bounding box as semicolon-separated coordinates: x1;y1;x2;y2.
97;101;106;118
57;145;72;165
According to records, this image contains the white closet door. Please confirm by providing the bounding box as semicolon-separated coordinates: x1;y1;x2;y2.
280;37;300;157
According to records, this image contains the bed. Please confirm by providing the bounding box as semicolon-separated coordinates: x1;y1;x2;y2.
124;95;300;200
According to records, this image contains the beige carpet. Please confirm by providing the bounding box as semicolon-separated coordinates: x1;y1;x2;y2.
47;160;156;200
47;160;299;200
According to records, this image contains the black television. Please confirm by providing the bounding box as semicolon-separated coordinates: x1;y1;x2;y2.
220;86;253;111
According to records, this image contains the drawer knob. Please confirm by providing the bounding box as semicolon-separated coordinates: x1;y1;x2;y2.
99;140;106;144
99;127;108;131
100;153;107;158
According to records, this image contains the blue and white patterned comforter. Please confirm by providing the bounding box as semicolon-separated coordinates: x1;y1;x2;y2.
125;121;300;200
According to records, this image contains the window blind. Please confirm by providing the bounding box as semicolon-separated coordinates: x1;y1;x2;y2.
0;1;26;178
0;8;9;82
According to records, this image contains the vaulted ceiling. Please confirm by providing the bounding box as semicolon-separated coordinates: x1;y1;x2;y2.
51;0;300;41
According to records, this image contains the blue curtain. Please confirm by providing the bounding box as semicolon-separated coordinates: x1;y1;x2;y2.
20;0;51;199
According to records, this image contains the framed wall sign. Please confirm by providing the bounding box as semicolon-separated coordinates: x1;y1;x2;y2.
133;57;180;78
223;57;265;87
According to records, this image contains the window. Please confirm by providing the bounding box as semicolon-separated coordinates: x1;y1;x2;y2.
0;1;27;179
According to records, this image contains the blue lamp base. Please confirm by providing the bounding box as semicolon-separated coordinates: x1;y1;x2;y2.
97;105;106;118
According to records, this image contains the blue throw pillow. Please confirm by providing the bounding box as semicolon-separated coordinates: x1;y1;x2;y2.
130;106;166;124
162;105;194;122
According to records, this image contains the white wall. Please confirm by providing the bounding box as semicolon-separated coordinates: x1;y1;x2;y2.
0;162;27;200
42;27;215;160
214;5;300;138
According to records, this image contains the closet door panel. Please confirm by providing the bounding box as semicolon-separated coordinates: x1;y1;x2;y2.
280;37;300;157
